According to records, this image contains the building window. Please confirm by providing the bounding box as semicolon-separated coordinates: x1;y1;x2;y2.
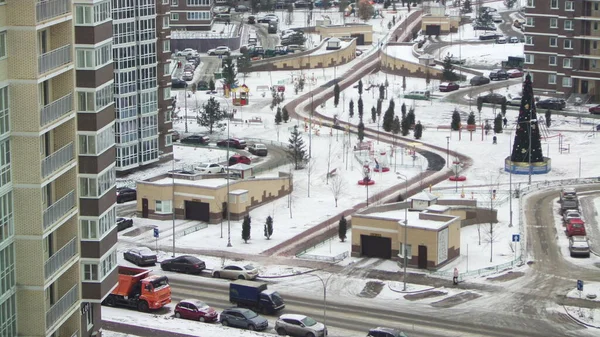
596;2;599;10
79;166;115;198
94;1;111;23
163;40;171;53
0;255;16;337
85;304;94;329
78;124;115;155
163;16;169;28
187;11;211;20
0;31;6;60
562;77;572;87
82;264;98;281
548;74;556;84
140;115;158;139
549;37;557;47
155;200;172;214
165;109;172;123
549;56;557;66
96;83;114;110
549;18;557;28
0;191;13;245
550;0;558;8
172;0;179;5
563;58;572;68
0;139;10;188
0;243;15;294
162;0;169;4
165;134;173;146
525;36;533;45
526;17;534;27
526;0;534;6
75;5;92;24
171;13;179;21
140;138;159;163
399;243;412;258
564;39;572;49
79;177;97;197
187;0;211;5
76;49;94;69
163;87;171;101
116;145;138;168
564;20;573;30
100;250;117;278
80;219;98;239
95;42;112;68
140;91;158;115
595;41;598;49
593;60;598;69
595;22;599;31
565;1;574;10
0;87;6;137
525;54;534;64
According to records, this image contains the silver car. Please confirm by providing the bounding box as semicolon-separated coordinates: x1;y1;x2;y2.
275;314;327;337
212;264;258;280
196;163;225;174
569;236;590;257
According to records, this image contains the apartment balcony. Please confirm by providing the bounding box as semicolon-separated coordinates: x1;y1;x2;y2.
46;284;78;331
38;45;72;76
36;0;71;23
43;190;76;230
44;237;77;280
40;93;73;127
42;142;74;178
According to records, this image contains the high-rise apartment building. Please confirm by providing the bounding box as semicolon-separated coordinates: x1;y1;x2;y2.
112;0;173;173
0;0;119;336
524;0;600;102
169;0;213;31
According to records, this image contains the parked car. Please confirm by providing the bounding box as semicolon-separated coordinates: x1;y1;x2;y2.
537;98;566;110
566;218;586;237
492;15;503;23
175;299;218;322
116;217;134;231
229;154;252;166
248;143;268;156
247;16;256;24
472;24;497;31
367;327;409;337
172;79;188;89
160;255;206;274
212;264;259;280
177;48;198;57
506;68;524;78
479;32;502;40
489;69;509;81
507;96;522;106
508;36;520;43
117;187;137;203
274;314;327;337
234;5;249;12
123;247;157;266
181;135;210;145
258;14;278;23
470;76;491;86
589;105;600;114
196;163;225;174
569;236;591;257
438;82;460;92
217;138;246;149
480;93;507;105
182;71;194;81
207;46;231;56
563;210;582;223
219;308;269;331
495;36;507;44
560;187;577;200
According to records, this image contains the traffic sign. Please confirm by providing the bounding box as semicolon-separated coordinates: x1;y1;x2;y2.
577;280;584;291
153;228;159;238
512;234;520;242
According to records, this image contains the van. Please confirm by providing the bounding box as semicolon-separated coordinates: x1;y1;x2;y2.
287;44;305;53
214;13;231;22
404;90;430;100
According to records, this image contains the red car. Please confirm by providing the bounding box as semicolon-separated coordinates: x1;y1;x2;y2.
506;68;524;78
589;105;600;114
229;154;251;165
217;138;247;149
566;218;586;237
439;82;460;92
174;299;218;322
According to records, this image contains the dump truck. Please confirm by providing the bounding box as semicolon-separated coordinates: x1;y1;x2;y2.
102;266;171;312
229;280;285;314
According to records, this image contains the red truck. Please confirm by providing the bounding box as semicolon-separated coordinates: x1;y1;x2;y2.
102;266;171;312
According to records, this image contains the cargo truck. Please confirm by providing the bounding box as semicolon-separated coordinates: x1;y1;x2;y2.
102;266;171;312
229;280;285;314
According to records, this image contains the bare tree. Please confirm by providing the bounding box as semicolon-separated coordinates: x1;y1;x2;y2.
329;175;346;207
480;171;502;262
325;136;340;184
306;157;317;197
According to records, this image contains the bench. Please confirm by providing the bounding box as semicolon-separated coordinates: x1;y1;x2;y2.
327;168;338;178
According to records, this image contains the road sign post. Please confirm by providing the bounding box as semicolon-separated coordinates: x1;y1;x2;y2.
154;228;159;252
511;234;520;265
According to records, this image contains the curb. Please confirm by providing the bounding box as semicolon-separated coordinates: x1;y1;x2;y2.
387;283;435;294
257;268;319;279
562;305;600;329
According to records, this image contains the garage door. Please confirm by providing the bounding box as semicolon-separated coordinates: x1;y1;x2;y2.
185;201;210;222
360;235;392;259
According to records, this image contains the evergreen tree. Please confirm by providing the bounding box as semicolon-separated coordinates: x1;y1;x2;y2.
334;83;340;107
407;107;416;127
477;96;484;115
275;107;282;124
338;216;347;242
392;116;401;136
510;74;544;163
358;80;363;96
379;85;385;100
376;99;383;117
222;57;238;89
288;125;307;169
425;70;431;87
462;0;473;13
357;118;365;142
357;0;375;21
264;216;273;239
467;111;476;125
382;99;395;132
402;75;407;92
545;109;552;128
401;114;410;136
242;215;251;243
442;54;459;81
358;97;364;120
349;99;354;118
414;121;423;139
198;97;226;134
282;106;290;123
494;113;503;133
451;108;461;131
501;100;507;116
401;102;407;119
371;106;377;123
209;78;216;91
237;52;252;82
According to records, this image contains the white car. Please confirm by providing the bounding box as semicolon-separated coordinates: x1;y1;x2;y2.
212;264;259;280
563;210;582;223
507;96;522;106
196;163;225;174
569;236;590;257
275;314;327;337
182;71;194;81
177;48;198;57
207;46;231;56
496;36;507;44
508;36;519;43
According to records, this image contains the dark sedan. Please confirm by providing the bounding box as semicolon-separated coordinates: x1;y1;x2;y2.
117;217;133;231
161;255;206;274
470;76;490;86
439;82;460;92
589;105;600;114
219;308;269;331
124;247;157;266
181;135;210;145
172;79;188;89
217;138;246;149
117;187;137;203
537;98;566;110
479;93;507;105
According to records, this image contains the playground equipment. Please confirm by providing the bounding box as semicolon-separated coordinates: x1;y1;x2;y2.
344;3;355;16
358;164;375;186
448;159;467;182
232;84;249;106
373;151;390;172
372;9;384;19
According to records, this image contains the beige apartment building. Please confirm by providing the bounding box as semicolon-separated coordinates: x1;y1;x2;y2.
0;1;119;337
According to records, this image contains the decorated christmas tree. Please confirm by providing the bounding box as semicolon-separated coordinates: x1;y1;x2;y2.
510;74;544;163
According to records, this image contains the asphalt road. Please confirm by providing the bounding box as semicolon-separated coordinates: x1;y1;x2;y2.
197;56;223;85
253;22;280;50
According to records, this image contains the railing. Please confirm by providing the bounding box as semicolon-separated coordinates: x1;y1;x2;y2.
175;223;208;238
46;284;78;330
43;190;76;230
38;44;72;75
297;251;349;263
36;0;71;23
42;142;74;178
40;93;73;127
44;237;77;280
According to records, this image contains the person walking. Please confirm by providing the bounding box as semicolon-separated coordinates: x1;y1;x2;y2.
453;267;459;285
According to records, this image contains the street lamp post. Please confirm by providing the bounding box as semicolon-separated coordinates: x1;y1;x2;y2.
509;130;513;227
308;273;335;327
528;113;533;185
446;136;450;168
396;173;409;291
172;156;176;257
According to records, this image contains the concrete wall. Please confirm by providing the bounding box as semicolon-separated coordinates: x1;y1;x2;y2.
380;49;444;80
316;24;373;44
421;15;460;34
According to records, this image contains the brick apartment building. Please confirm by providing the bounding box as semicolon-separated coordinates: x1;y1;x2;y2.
169;0;213;31
524;0;600;102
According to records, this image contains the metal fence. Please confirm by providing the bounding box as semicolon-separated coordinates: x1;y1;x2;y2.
42;142;74;178
44;237;77;280
175;223;208;238
36;0;71;23
38;44;72;75
46;284;78;330
297;251;349;263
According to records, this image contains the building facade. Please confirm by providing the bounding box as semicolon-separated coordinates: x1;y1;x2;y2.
112;0;173;173
169;0;213;31
524;0;600;102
